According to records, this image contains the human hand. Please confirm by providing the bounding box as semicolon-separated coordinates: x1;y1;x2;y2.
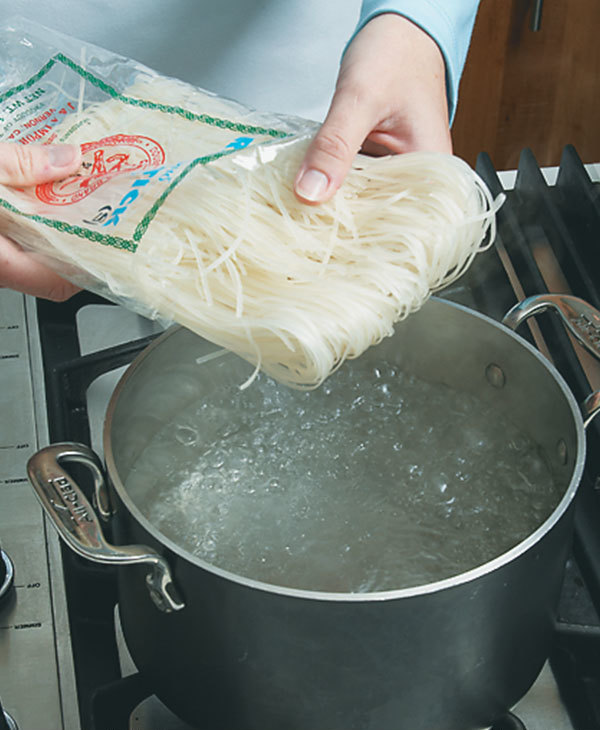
0;141;82;300
294;13;452;204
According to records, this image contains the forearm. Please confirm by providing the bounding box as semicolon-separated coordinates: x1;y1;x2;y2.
351;1;480;122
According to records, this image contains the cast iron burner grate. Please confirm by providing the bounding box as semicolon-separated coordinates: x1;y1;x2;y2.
36;145;600;730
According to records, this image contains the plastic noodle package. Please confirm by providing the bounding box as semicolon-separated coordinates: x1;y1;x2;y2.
0;17;502;389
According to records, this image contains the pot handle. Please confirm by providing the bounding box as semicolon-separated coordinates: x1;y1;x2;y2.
27;443;185;613
502;293;600;426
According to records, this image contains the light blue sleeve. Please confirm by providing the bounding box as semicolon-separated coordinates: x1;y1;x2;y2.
349;0;480;124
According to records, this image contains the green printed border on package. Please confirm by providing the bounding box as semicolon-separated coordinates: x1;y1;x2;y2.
0;53;291;253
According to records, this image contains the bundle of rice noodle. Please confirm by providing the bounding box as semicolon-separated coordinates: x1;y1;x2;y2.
0;75;500;388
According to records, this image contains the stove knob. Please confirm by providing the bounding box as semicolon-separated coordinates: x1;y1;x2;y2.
0;546;15;609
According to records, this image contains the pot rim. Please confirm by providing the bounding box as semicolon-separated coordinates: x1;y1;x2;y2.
103;298;585;602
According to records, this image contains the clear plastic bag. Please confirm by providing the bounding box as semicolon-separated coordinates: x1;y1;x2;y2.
0;16;316;322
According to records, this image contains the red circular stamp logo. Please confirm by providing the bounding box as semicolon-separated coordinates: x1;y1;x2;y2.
36;134;165;206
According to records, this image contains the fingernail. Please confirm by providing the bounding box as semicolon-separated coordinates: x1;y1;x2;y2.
48;144;79;168
295;168;329;202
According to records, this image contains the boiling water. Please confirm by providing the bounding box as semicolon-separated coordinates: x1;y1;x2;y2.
124;355;563;593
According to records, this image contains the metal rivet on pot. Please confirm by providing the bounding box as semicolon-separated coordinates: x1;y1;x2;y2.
485;363;506;388
556;439;568;466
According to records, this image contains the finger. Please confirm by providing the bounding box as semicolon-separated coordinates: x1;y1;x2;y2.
0;234;80;301
294;86;377;204
0;142;81;187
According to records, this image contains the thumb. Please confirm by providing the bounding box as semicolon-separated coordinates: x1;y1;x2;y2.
0;142;81;187
294;90;375;205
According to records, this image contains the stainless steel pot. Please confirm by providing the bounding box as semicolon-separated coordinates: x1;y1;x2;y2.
28;294;600;730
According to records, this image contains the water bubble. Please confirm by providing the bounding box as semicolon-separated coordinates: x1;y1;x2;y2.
203;537;216;552
267;477;282;492
209;449;226;468
509;435;528;451
175;425;199;446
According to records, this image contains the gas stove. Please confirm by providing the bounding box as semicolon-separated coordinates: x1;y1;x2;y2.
1;145;600;730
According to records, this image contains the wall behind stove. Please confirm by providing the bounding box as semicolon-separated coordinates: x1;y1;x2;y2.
452;0;600;169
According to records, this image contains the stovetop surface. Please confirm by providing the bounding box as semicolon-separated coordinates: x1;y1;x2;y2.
0;291;78;730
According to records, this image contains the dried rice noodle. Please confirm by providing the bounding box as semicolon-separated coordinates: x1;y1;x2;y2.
0;77;501;388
